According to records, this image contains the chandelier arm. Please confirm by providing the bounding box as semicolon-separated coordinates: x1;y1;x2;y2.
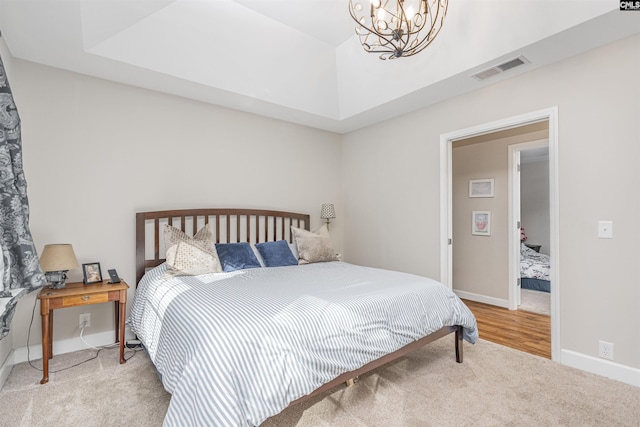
405;0;436;37
370;4;398;41
350;9;402;51
408;2;447;54
409;29;442;54
396;0;428;54
406;11;429;36
363;29;400;51
403;1;447;54
404;24;442;55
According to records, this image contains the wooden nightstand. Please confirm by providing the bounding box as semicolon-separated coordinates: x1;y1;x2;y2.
37;280;129;384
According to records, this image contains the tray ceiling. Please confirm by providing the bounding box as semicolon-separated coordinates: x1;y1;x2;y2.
0;0;638;133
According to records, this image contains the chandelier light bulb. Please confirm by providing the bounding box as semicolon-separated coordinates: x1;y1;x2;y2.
405;5;415;22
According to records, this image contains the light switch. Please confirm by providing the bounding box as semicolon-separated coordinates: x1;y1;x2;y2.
598;221;613;239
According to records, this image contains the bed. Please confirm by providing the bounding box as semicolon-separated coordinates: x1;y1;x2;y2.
520;243;551;292
129;208;478;426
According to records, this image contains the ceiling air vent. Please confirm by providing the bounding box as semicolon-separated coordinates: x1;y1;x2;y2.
472;56;530;82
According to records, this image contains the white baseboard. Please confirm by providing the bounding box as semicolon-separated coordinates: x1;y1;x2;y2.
0;349;15;390
454;290;639;388
13;330;125;364
10;319;638;391
453;290;510;309
561;349;640;388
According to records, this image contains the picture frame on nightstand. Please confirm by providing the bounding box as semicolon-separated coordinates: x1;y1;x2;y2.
82;262;103;284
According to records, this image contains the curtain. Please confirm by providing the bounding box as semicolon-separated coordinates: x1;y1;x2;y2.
0;53;46;340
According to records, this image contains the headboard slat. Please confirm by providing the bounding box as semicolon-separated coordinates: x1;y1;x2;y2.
153;219;160;263
256;218;261;244
136;208;310;285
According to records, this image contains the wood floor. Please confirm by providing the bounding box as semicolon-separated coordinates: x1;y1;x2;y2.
462;299;551;359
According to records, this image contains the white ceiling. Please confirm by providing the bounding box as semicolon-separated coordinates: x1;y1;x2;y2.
0;1;639;133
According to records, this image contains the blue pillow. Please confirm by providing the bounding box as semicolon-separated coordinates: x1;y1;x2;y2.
215;242;262;272
255;240;298;267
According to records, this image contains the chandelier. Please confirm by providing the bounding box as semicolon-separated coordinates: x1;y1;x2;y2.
348;0;448;60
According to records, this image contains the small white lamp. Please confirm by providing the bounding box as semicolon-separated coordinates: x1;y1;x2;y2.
320;203;336;229
40;244;80;289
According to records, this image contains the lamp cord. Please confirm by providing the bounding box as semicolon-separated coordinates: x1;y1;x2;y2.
26;294;138;373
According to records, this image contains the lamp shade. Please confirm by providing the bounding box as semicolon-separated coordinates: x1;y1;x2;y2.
40;244;80;272
320;203;336;220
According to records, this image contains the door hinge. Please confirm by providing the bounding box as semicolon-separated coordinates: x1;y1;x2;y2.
448;238;452;245
517;163;521;172
517;221;521;229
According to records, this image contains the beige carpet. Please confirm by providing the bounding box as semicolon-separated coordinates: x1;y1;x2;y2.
1;338;638;427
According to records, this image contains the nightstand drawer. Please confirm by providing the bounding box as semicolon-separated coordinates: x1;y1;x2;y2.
63;292;108;307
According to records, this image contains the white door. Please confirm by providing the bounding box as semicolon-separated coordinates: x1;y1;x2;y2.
508;146;522;309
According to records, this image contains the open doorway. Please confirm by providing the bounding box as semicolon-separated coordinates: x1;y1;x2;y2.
511;142;550;316
440;107;559;361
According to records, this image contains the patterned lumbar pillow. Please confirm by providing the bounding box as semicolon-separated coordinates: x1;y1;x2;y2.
291;224;338;264
164;223;222;276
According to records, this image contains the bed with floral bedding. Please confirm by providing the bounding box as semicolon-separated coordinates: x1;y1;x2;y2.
520;243;551;292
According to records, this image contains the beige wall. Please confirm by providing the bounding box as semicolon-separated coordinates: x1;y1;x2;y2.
2;32;639;378
452;139;508;300
5;52;342;350
343;34;640;369
451;129;547;301
521;159;550;255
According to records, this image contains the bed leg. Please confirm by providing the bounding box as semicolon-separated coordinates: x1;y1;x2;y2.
455;326;463;363
345;376;359;387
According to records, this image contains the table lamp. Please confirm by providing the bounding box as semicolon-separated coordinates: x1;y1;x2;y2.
40;244;80;289
320;203;336;229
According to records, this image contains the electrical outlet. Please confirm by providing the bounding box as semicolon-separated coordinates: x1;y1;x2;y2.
598;340;614;360
79;313;91;328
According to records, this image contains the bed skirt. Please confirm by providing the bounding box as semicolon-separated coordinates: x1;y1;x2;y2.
521;277;550;293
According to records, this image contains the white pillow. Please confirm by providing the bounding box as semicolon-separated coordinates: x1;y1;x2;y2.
163;223;222;277
291;224;338;264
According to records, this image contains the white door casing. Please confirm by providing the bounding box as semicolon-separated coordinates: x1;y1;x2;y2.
440;106;559;361
508;145;522;310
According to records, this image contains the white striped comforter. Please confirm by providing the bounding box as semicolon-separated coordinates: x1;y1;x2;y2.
128;262;478;426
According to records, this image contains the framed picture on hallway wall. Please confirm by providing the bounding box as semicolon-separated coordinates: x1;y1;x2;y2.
469;178;494;198
472;211;491;236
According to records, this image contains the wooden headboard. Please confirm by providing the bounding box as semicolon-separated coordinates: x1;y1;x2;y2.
135;208;310;285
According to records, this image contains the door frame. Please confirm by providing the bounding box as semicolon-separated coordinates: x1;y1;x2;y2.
439;106;560;361
508;139;549;310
